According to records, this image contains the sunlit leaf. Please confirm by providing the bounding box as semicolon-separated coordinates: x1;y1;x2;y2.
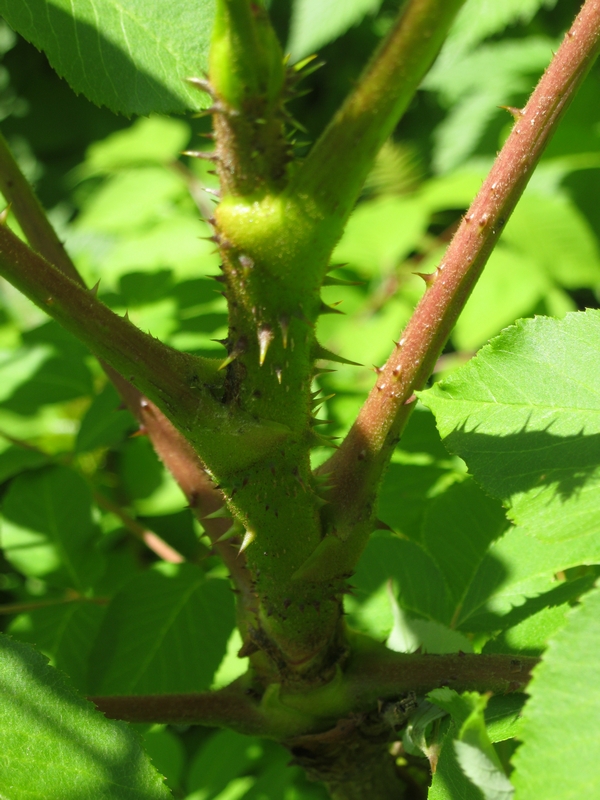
0;634;172;799
511;582;600;799
0;0;215;115
1;466;104;589
421;311;600;546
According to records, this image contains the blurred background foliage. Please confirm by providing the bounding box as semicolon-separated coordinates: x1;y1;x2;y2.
0;0;598;796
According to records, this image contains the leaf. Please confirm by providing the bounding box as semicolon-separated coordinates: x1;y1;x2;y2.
459;524;600;632
0;0;216;115
1;465;104;589
139;726;185;792
89;563;235;694
454;742;514;800
429;723;484;800
424;38;556;172
0;634;172;799
420;311;600;547
331;196;429;277
288;0;383;61
79;117;192;177
8;601;107;693
434;0;558;65
186;728;263;796
452;247;548;351
511;582;600;799
76;382;135;453
0;445;49;484
429;690;513;800
482;602;572;656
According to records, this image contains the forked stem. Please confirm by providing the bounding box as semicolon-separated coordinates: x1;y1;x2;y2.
325;0;600;540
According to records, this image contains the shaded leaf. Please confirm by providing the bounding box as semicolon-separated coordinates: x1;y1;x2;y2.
511;582;600;799
76;382;134;453
288;0;383;61
89;564;235;694
0;634;172;799
0;445;49;484
8;601;107;693
0;0;215;115
1;465;104;589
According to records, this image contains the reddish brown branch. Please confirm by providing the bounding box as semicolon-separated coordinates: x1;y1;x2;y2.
0;133;255;611
326;0;600;528
89;684;267;735
89;649;537;736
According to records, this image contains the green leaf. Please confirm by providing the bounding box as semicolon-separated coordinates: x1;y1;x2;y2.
420;311;600;547
459;525;600;632
0;445;49;484
288;0;383;61
425;38;555;172
0;0;216;115
76;383;134;453
1;465;104;589
429;690;513;800
0;634;172;799
511;582;600;799
8;601;107;693
78;117;192;177
429;723;484;800
435;0;558;63
500;193;600;290
89;563;235;694
187;728;263;796
482;603;571;656
452;246;548;351
331;196;429;277
139;725;185;792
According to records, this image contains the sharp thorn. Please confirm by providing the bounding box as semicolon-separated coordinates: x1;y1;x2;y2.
90;279;101;297
326;262;349;273
498;105;524;120
279;315;290;348
374;519;394;532
0;204;12;225
322;276;364;287
203;506;232;520
319;301;345;316
414;271;436;286
313;343;362;366
182;150;219;161
258;325;274;366
185;77;216;97
218;337;247;371
238;529;256;554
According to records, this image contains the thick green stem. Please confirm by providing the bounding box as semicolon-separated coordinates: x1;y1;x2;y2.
321;0;600;559
286;0;466;277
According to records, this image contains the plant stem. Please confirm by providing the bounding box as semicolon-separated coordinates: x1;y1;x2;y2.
0;132;83;284
89;649;536;734
0;225;238;448
106;367;256;617
325;0;600;541
89;682;268;734
0;133;254;606
288;0;465;251
0;594;109;615
92;489;185;564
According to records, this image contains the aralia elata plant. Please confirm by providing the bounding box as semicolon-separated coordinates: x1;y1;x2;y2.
1;0;600;798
